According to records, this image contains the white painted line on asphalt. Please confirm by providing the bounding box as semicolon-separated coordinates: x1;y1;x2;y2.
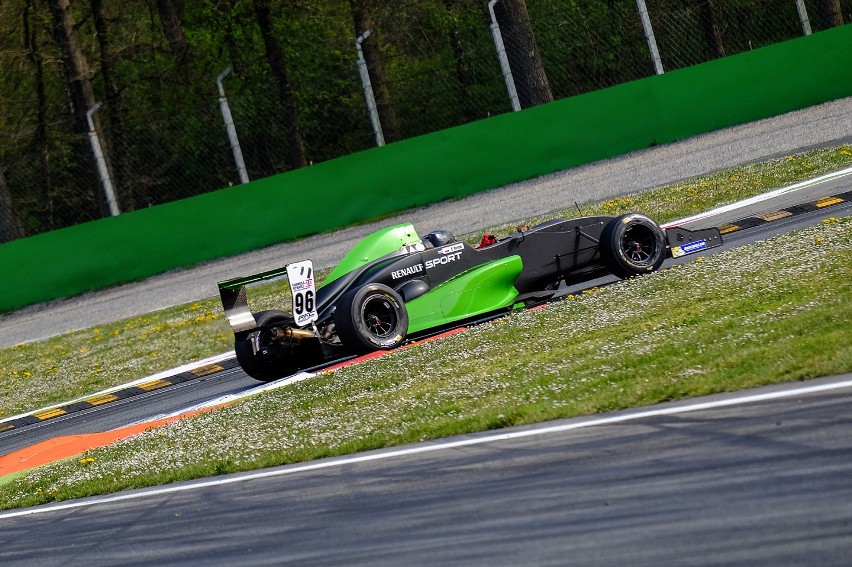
0;351;233;425
136;371;317;424
660;165;852;228
3;375;850;520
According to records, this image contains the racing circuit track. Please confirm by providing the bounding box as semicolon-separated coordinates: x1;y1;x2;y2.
1;99;852;563
2;180;850;456
2;376;852;565
0;178;851;564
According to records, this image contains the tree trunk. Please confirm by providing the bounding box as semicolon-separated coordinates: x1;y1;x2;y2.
698;0;726;59
46;0;118;216
216;0;242;75
349;0;402;142
23;0;55;230
47;0;98;136
441;0;479;122
154;0;190;65
252;0;307;170
91;0;136;210
0;168;24;243
817;0;844;28
493;0;553;108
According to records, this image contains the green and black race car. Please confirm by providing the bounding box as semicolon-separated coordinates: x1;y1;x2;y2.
218;213;721;381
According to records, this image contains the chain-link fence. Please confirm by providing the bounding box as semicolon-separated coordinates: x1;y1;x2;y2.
1;0;849;242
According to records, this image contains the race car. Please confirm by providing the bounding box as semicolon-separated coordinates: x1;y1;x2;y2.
218;213;721;381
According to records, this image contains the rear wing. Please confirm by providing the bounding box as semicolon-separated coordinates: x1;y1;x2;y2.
218;267;289;333
665;225;723;258
218;261;317;334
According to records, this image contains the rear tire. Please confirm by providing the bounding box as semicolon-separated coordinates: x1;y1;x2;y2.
234;310;302;382
599;213;666;278
336;284;408;353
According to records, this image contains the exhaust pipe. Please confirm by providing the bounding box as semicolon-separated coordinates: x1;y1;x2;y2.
270;326;316;343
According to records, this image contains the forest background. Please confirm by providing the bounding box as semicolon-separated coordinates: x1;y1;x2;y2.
0;0;849;243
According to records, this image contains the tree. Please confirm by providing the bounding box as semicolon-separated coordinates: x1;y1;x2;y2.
91;0;135;210
46;0;97;136
492;0;552;108
46;0;119;216
698;0;726;60
349;0;402;142
816;0;844;28
0;167;23;243
252;0;307;170
23;0;55;230
154;0;190;77
441;0;481;123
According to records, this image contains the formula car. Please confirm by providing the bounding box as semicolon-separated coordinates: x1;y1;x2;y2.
218;213;721;381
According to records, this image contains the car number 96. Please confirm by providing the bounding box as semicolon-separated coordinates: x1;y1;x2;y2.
286;260;318;327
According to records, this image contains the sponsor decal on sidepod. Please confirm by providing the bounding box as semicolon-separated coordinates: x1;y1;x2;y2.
426;251;462;269
391;264;424;280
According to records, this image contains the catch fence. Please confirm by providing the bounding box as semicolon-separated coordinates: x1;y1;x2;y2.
1;0;848;241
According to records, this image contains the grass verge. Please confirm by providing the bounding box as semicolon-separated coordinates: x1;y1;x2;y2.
1;144;851;419
1;213;849;509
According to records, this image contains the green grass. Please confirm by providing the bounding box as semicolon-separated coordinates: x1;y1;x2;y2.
0;145;851;509
2;144;850;419
2;214;849;509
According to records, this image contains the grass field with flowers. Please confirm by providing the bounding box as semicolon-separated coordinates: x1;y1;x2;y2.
0;146;851;509
2;145;850;420
1;214;848;509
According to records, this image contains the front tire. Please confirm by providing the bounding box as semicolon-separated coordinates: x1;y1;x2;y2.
234;310;302;382
336;284;408;354
599;213;666;278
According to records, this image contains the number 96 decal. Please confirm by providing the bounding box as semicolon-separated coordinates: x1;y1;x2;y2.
286;260;318;327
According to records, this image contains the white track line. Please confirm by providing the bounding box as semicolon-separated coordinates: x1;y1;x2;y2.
136;371;317;424
3;376;850;520
660;165;852;228
0;351;234;425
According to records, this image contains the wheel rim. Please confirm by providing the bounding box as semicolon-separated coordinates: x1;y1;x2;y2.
620;225;658;264
361;295;398;338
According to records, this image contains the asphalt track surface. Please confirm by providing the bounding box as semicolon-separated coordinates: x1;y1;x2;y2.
0;100;851;563
1;189;850;458
2;375;852;566
1;96;851;347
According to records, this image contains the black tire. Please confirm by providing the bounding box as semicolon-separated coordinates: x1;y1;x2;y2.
336;284;408;353
234;309;301;382
599;213;666;279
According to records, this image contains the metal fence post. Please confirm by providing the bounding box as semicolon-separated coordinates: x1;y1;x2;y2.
488;0;521;112
794;0;812;35
217;66;250;185
356;30;385;147
86;102;120;216
635;0;664;75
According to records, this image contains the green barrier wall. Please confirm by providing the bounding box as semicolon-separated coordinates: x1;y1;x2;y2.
2;25;851;313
